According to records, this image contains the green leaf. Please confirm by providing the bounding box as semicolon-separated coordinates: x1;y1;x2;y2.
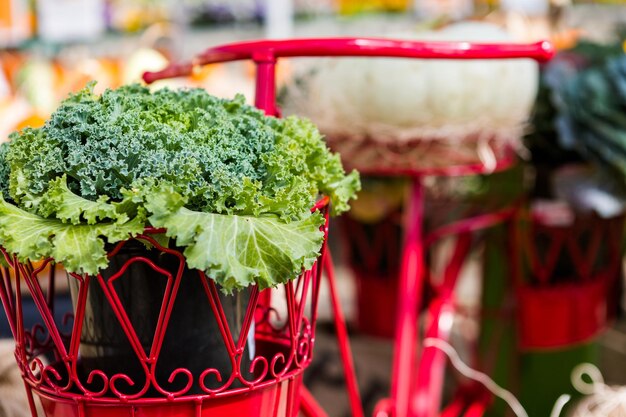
0;196;145;275
144;186;325;292
9;167;44;211
40;175;130;225
136;233;170;251
49;227;109;274
323;170;361;216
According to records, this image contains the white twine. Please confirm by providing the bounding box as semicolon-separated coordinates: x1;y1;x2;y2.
568;363;626;417
551;395;572;417
422;338;571;417
423;338;530;417
425;337;626;417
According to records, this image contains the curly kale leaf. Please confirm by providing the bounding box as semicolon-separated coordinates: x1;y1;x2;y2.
266;116;360;216
39;175;134;225
0;142;10;202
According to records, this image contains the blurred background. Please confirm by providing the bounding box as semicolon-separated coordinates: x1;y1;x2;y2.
4;1;626;416
0;0;612;129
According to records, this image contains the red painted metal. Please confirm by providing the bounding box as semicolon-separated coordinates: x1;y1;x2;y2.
382;193;520;417
390;180;424;417
373;398;394;417
414;233;472;417
254;59;278;116
424;206;518;249
440;397;465;417
323;251;365;417
517;280;607;350
36;377;303;417
515;209;625;350
438;386;490;417
0;201;329;417
463;401;488;417
144;38;553;84
362;200;518;417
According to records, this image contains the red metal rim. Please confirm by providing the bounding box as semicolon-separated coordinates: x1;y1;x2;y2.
35;375;304;417
143;37;554;84
28;363;308;406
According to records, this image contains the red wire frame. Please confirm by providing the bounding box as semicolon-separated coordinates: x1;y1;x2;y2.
0;201;330;417
145;37;554;417
513;209;625;350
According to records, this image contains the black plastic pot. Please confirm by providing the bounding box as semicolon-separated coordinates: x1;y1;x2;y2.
68;240;254;396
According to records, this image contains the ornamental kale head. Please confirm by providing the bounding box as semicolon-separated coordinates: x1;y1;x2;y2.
6;83;359;220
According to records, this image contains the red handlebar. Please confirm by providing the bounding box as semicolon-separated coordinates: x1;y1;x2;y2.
143;37;554;84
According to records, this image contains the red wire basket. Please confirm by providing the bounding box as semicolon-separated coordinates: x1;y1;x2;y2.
514;205;625;350
0;202;329;417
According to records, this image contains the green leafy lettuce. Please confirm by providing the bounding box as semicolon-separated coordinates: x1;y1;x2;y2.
0;83;360;291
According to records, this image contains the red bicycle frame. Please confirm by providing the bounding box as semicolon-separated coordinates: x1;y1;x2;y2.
145;37;553;417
